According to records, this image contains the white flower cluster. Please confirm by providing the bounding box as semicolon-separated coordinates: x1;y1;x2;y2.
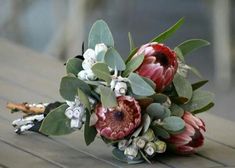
110;76;129;97
65;97;86;129
78;43;108;80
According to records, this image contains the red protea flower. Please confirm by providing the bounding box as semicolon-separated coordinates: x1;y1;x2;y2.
95;96;141;140
134;42;178;92
167;112;206;154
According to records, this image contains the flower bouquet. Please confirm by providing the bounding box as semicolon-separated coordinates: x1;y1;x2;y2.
7;18;214;164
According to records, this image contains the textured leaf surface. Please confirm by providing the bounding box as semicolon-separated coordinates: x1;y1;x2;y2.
40;104;74;135
88;20;114;48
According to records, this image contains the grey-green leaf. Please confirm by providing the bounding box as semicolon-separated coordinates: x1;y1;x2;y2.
152;126;170;139
189;66;202;78
192;80;208;90
142;114;151;133
40;104;74;135
170;104;184;117
66;58;83;76
128;32;135;52
173;73;193;102
88;20;114;49
99;85;117;108
60;76;91;101
128;73;155;96
162;116;185;133
84;110;97;145
146;103;165;119
104;48;126;71
181;90;215;113
123;54;144;77
174;39;210;57
77;88;91;112
151;18;184;43
91;62;111;84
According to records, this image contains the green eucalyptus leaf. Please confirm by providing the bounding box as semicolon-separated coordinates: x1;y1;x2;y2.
125;48;138;63
170;104;184;117
88;20;114;49
128;73;155;96
192;80;208;90
174;47;185;62
181;90;215;113
91;62;111;84
77;88;91;112
40;104;74;135
142;114;151;133
173;73;192;102
123;54;144;77
193;102;214;114
84;110;97;145
162;116;185;133
146;103;165;119
139;150;151;164
131;125;143;138
66;58;83;76
142;76;156;90
151;125;170;139
151;93;168;103
163;108;171;118
128;32;135;52
174;39;210;57
104;48;126;71
189;66;202;78
99;85;117;108
60;76;91;101
151;17;184;42
96;51;106;62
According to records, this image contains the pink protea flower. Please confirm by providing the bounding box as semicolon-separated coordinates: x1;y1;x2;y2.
167;112;206;154
95;96;141;140
134;42;178;92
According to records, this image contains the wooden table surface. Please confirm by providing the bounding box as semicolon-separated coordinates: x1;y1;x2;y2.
0;39;235;168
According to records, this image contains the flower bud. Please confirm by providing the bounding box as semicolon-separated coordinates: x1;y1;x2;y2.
95;43;108;55
118;139;129;151
124;144;139;159
144;142;157;156
114;81;127;96
154;140;167;153
135;137;146;149
142;129;155;142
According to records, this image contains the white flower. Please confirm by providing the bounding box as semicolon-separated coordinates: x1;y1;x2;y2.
110;74;129;97
65;97;85;129
78;43;108;80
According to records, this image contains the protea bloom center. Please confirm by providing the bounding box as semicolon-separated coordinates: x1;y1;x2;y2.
95;96;141;140
135;42;178;92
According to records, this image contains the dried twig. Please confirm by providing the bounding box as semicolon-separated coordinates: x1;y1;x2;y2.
6;102;46;114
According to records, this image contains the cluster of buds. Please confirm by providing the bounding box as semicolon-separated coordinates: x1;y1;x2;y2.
78;43;108;80
110;75;129;97
118;128;167;160
65;97;86;129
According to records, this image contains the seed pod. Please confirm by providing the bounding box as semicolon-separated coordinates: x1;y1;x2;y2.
124;144;139;159
154;140;167;153
118;139;129;151
135;137;146;149
144;142;157;156
114;81;127;96
142;128;155;142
